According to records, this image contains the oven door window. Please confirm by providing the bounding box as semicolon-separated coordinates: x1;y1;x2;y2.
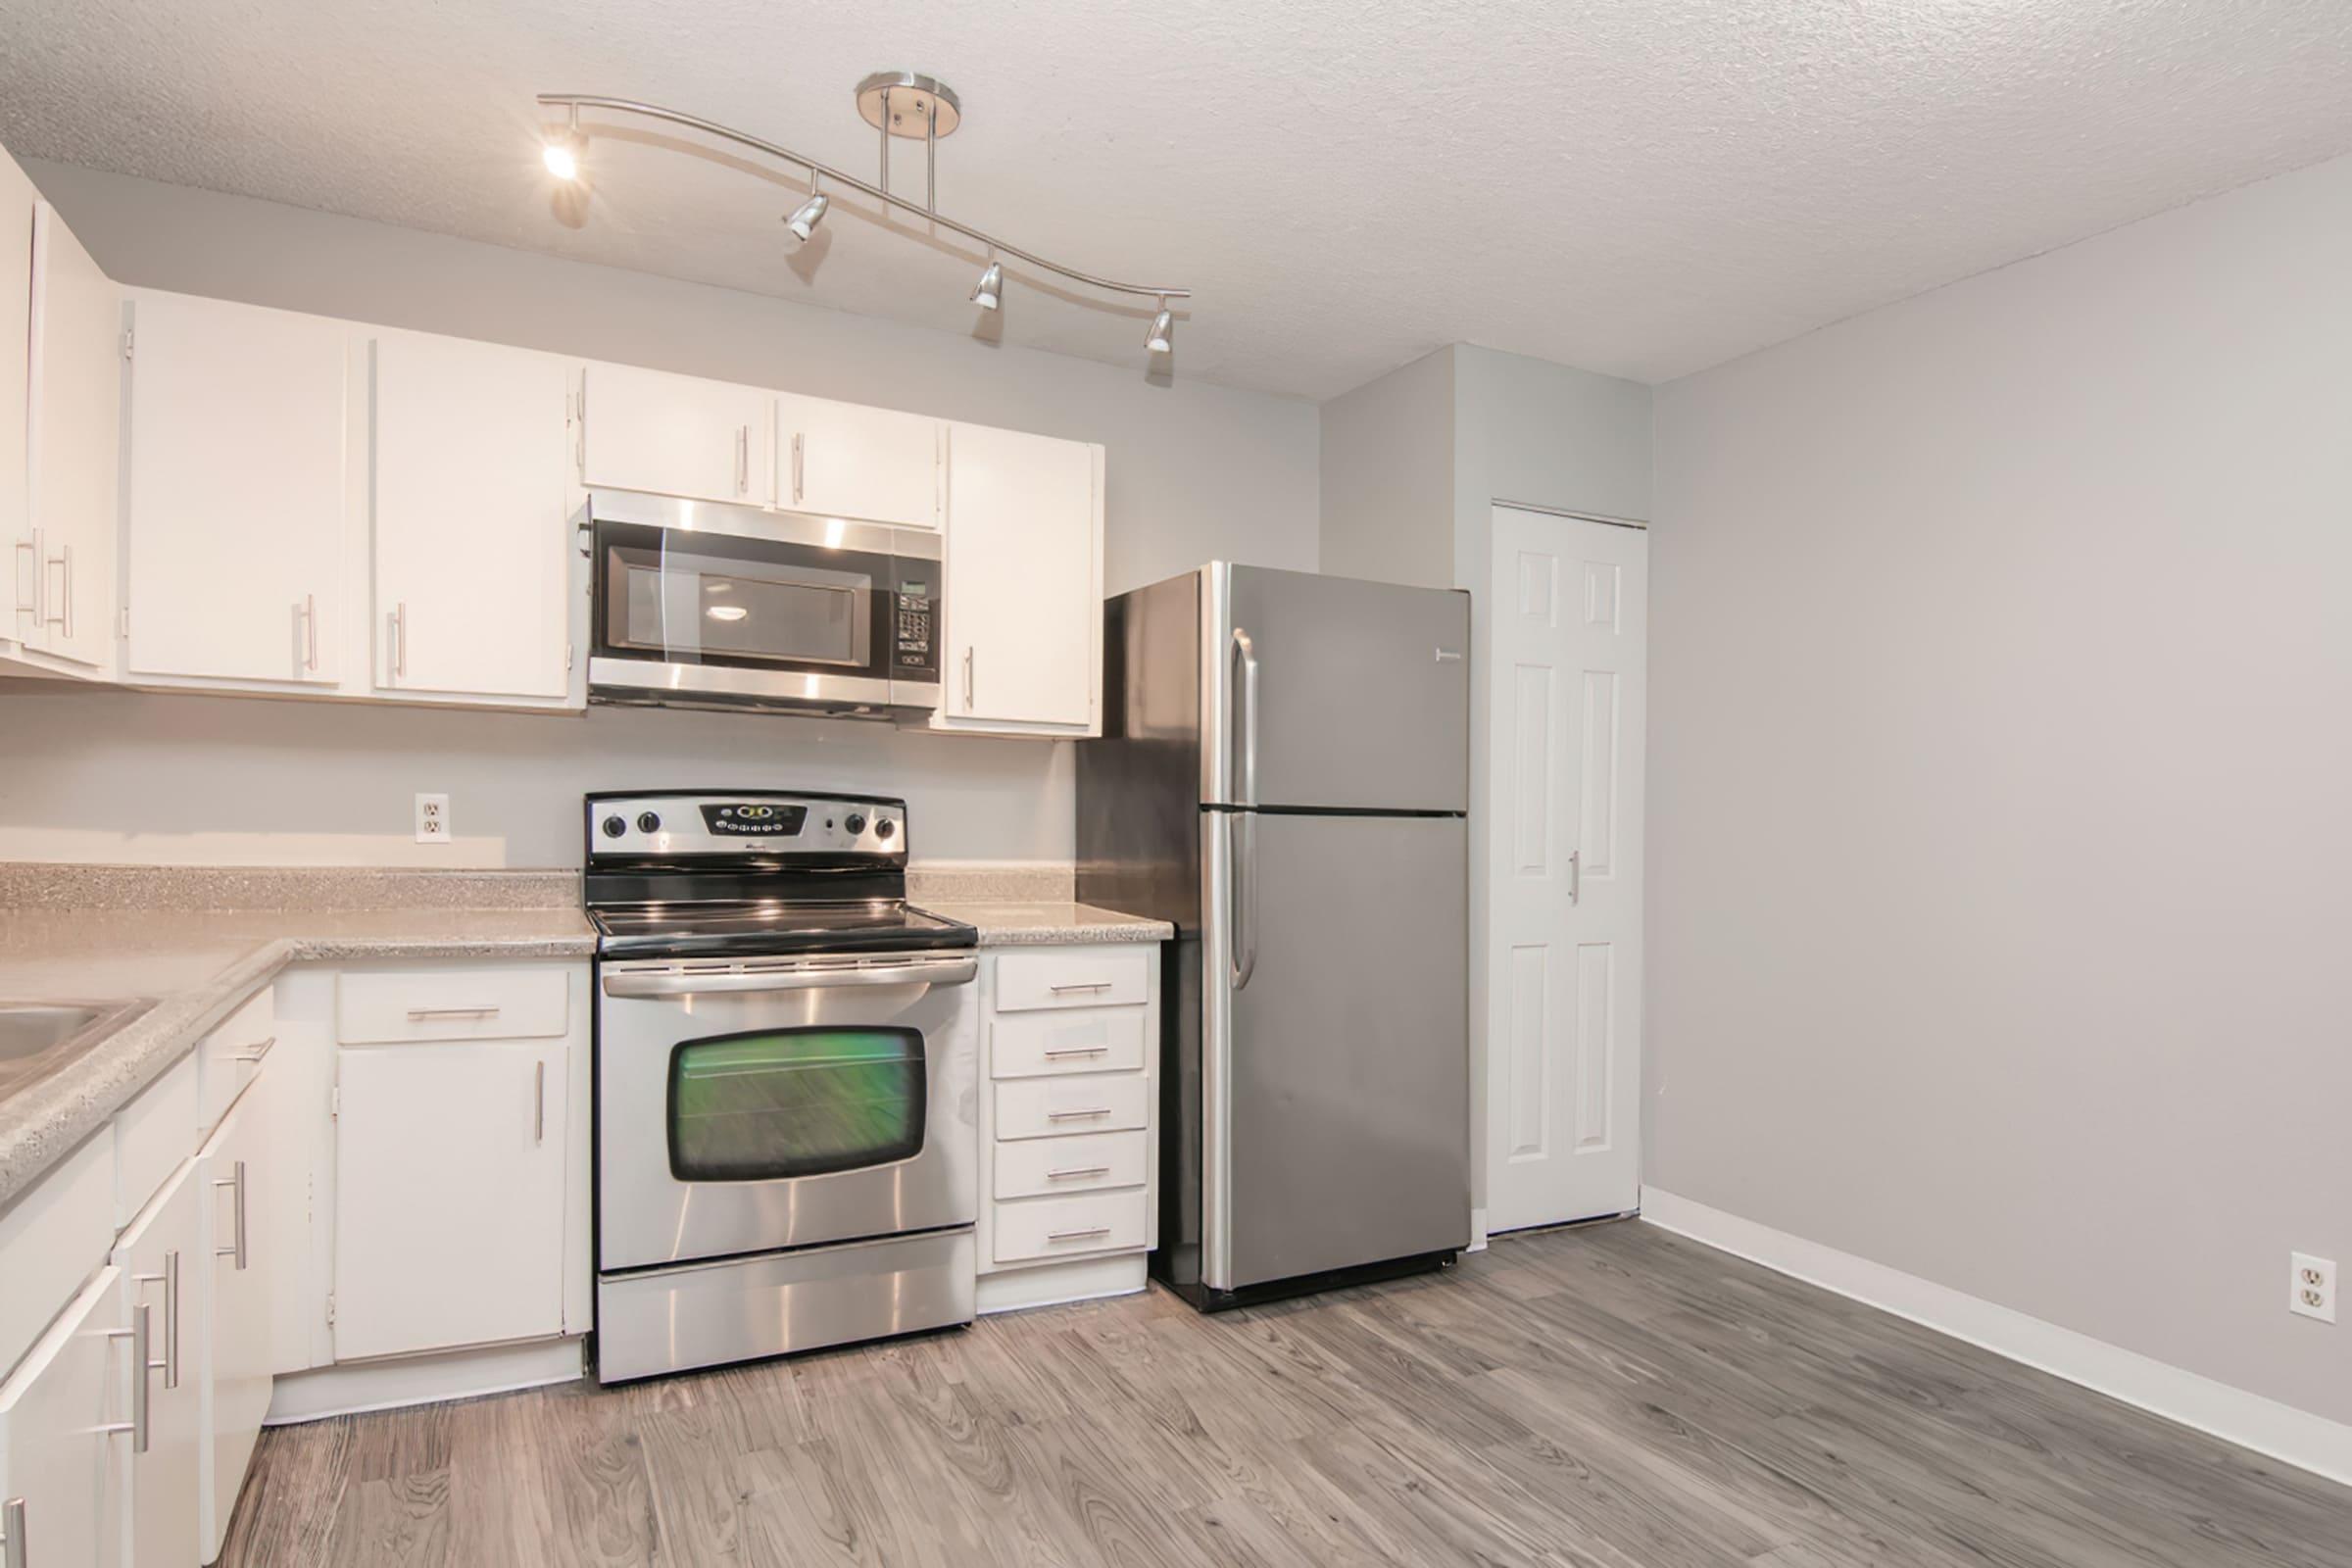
606;536;874;670
666;1027;926;1182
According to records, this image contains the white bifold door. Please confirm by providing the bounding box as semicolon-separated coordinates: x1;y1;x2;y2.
1485;506;1647;1233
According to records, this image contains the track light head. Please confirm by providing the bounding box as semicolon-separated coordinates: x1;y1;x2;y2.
784;190;830;244
970;261;1003;312
1146;305;1174;356
543;106;587;184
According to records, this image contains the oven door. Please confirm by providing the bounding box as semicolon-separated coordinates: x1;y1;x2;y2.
596;951;978;1271
586;491;941;710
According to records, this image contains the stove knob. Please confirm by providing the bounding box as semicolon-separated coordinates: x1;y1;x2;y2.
844;812;867;835
636;811;662;834
601;815;626;839
875;818;897;841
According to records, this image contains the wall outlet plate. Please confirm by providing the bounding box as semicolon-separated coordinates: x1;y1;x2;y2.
415;793;452;846
2290;1252;2335;1324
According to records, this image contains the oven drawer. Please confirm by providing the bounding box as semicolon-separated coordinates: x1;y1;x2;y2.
993;1130;1148;1200
993;1073;1151;1141
337;965;569;1044
993;949;1150;1012
989;1006;1147;1079
993;1189;1149;1264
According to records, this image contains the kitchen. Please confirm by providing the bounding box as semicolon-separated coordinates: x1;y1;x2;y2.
2;6;2349;1566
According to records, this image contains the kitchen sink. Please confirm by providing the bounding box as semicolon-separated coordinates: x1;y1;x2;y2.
0;1000;154;1102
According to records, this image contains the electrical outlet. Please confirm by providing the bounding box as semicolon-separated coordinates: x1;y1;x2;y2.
2290;1253;2336;1324
415;793;451;846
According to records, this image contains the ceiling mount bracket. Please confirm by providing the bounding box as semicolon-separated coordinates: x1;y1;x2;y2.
858;72;959;211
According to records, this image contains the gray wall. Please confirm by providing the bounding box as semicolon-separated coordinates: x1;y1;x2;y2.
1318;347;1453;589
1648;151;2352;1422
0;162;1320;868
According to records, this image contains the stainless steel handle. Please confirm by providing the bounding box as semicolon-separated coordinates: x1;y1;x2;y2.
215;1159;248;1271
1230;627;1259;807
1042;1046;1107;1059
1048;982;1111;994
2;1495;24;1568
735;425;750;495
131;1250;181;1389
406;1004;501;1020
390;603;408;679
962;646;975;711
233;1034;277;1064
1567;849;1580;906
1434;646;1463;662
602;956;978;999
302;593;318;671
791;431;805;503
41;544;73;637
102;1303;153;1452
533;1059;546;1146
1045;1165;1111;1180
1046;1106;1111;1121
1231;811;1258;991
1047;1226;1111;1242
12;539;34;618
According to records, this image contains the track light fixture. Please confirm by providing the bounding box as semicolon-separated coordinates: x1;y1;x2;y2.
784;182;830;244
536;78;1193;364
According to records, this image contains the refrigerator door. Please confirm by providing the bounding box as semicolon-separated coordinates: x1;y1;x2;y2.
1203;809;1469;1291
1211;564;1469;812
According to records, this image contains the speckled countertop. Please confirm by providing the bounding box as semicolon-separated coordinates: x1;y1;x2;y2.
0;906;596;1209
922;902;1172;948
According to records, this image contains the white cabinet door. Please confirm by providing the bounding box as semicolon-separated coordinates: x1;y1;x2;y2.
124;292;347;684
198;1083;272;1563
936;423;1101;733
0;1266;129;1568
580;363;769;507
113;1161;202;1568
1;150;36;644
333;1039;565;1361
24;202;122;670
372;332;573;702
773;391;940;528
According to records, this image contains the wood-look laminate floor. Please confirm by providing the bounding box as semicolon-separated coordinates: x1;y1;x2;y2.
220;1220;2352;1567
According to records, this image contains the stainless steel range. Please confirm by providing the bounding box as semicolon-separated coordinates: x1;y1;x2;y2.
585;790;979;1383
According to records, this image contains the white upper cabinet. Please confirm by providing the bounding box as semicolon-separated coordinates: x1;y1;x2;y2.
24;202;122;671
2;150;38;648
124;291;348;685
935;422;1102;735
371;331;574;704
580;362;770;507
773;390;942;528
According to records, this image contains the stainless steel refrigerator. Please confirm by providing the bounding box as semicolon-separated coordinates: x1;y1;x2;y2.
1078;563;1470;1310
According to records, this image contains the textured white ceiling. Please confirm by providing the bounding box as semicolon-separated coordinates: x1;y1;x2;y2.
1;1;2348;399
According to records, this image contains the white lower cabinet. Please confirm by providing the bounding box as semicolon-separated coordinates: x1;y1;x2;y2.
199;1085;272;1563
0;1266;130;1568
114;1160;202;1568
331;1036;567;1360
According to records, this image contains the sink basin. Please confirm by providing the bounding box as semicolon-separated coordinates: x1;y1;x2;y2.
0;999;155;1102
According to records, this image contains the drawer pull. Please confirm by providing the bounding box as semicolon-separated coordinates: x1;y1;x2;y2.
1048;1226;1112;1242
1045;1165;1112;1180
1042;1046;1108;1059
1049;981;1112;994
407;1005;502;1020
1046;1106;1112;1121
232;1035;277;1064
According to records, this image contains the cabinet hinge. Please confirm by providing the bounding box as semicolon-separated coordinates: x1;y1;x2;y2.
329;1084;340;1119
565;642;575;672
120;324;133;361
118;604;129;638
325;1293;336;1328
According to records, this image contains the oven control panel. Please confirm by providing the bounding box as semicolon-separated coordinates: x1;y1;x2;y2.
587;793;906;858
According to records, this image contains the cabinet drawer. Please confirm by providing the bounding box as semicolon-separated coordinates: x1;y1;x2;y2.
994;1073;1151;1141
994;1130;1148;1200
990;1007;1147;1079
993;1189;1149;1265
336;965;569;1044
197;985;275;1131
115;1052;198;1226
993;949;1150;1012
0;1132;113;1379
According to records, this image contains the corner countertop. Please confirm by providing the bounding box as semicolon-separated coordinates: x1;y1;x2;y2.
0;906;596;1211
927;901;1174;948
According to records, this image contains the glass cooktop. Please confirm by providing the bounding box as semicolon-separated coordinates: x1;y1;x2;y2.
590;899;976;959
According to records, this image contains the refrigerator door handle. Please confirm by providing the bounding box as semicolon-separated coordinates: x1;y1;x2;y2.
1232;810;1258;990
1230;627;1259;807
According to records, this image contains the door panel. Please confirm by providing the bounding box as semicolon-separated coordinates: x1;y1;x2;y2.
25;203;120;669
936;422;1097;730
1214;810;1468;1289
1484;508;1646;1232
1221;565;1469;811
775;392;939;528
200;1083;273;1561
0;1267;127;1568
372;332;572;701
1;151;32;635
581;364;768;506
114;1161;201;1568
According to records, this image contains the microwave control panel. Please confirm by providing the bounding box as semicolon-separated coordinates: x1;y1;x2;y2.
891;570;938;677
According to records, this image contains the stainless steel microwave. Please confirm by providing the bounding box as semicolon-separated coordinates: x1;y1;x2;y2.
584;490;942;716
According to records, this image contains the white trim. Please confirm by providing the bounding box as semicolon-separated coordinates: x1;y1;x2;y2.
1640;1191;2352;1488
977;1253;1146;1315
264;1337;584;1425
1468;1207;1490;1253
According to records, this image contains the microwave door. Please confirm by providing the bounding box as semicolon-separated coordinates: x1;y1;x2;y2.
608;541;874;671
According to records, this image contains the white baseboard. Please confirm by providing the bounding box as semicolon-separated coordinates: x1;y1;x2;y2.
977;1253;1147;1315
1468;1207;1490;1253
1639;1190;2351;1488
265;1337;585;1425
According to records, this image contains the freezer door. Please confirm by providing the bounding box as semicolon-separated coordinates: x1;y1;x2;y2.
1204;809;1469;1291
1213;564;1469;812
